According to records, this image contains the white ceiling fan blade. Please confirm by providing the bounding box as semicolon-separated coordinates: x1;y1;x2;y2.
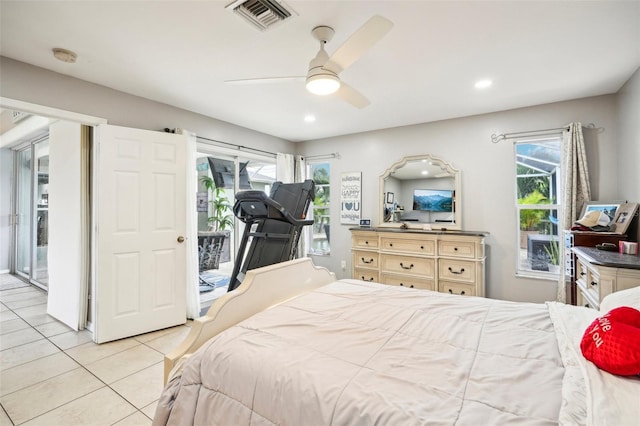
225;76;304;85
335;82;370;109
323;15;393;75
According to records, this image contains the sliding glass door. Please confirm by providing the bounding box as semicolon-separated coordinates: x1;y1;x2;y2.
195;146;275;310
14;137;50;289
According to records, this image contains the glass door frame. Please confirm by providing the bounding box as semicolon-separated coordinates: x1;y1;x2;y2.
12;134;50;290
195;143;277;272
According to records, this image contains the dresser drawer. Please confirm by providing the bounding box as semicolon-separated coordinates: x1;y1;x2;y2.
352;232;379;249
438;240;476;258
353;251;379;269
439;281;475;297
380;236;436;255
380;254;435;277
438;258;476;283
380;273;435;291
353;268;379;283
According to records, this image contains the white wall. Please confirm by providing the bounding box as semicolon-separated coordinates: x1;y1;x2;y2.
616;67;640;242
0;57;294;155
299;95;620;303
0;57;632;304
0;57;296;273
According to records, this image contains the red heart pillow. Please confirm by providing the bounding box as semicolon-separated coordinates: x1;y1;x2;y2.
580;306;640;376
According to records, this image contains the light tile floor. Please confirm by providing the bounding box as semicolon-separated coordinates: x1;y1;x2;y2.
0;274;192;426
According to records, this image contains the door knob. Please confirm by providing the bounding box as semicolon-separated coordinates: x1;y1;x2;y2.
177;236;185;243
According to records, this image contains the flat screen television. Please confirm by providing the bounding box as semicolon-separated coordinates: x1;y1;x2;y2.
207;158;252;189
412;189;454;212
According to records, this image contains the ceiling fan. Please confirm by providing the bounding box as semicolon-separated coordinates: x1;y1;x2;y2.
225;15;393;108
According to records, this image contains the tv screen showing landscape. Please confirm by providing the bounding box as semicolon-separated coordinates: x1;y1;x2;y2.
412;189;454;212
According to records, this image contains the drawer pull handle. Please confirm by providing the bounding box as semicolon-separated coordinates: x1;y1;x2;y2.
448;267;465;274
420;245;424;249
400;283;404;286
454;247;458;251
361;276;374;282
399;283;415;289
389;243;393;247
448;289;466;295
590;281;597;287
361;257;374;264
580;271;586;276
410;284;414;288
400;262;414;270
365;241;369;245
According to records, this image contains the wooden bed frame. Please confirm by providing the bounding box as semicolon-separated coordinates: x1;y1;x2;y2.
164;258;336;383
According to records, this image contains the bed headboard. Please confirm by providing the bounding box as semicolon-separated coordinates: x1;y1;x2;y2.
164;258;336;383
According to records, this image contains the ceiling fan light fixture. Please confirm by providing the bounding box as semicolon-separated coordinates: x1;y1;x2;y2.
306;74;340;95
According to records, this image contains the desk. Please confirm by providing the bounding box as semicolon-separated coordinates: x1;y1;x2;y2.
572;246;640;309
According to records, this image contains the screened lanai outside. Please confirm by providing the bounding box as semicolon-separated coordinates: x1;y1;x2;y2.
515;137;562;276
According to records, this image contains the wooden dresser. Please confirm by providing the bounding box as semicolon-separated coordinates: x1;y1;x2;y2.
351;229;488;297
572;246;640;310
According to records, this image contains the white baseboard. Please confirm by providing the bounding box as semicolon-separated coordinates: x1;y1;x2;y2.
0;269;10;274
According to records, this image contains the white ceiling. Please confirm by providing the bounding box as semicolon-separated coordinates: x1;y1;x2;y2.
1;1;638;142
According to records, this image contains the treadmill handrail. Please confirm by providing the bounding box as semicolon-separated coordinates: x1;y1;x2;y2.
234;192;313;227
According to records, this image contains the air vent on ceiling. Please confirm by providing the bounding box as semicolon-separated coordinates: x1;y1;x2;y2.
225;0;297;31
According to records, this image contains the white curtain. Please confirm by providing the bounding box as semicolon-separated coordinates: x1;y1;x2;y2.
558;122;591;302
178;129;200;319
276;153;295;183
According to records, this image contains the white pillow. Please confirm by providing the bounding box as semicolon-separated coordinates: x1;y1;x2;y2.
599;285;640;313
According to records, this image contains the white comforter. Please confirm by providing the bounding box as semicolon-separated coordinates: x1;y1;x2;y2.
153;279;638;425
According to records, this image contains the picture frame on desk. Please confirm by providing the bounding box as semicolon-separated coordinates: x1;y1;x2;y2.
612;202;639;235
580;200;623;223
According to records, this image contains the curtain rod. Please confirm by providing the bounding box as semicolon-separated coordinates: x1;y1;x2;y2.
194;134;277;157
167;129;341;160
194;134;340;161
491;123;601;144
304;152;341;160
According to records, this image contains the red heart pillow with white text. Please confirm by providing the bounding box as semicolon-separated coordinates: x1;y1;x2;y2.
580;306;640;376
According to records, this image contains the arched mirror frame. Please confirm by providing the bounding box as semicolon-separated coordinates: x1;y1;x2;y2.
378;154;462;230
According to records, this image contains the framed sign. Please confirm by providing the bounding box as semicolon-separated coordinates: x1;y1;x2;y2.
386;192;394;204
340;172;361;224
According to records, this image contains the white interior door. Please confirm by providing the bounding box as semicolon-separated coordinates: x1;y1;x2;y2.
94;124;188;343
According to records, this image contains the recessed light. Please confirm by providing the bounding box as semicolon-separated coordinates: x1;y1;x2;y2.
475;79;493;89
421;170;429;175
304;115;316;123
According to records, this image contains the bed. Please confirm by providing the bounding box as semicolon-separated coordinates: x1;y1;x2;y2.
153;258;640;425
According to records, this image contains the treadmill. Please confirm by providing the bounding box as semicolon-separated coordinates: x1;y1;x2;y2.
227;180;315;291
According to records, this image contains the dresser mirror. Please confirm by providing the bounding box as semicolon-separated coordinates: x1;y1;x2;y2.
379;154;461;230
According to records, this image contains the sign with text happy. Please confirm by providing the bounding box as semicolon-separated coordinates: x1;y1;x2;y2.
341;172;362;224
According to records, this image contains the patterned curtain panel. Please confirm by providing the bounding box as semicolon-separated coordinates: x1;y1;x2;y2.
558;122;591;302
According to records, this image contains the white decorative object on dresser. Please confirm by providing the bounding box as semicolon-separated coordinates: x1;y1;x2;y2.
572;246;640;310
351;229;488;296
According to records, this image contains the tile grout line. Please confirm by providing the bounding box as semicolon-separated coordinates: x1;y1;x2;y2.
0;281;183;424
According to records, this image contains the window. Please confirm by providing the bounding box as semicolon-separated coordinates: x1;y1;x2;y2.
515;137;562;276
308;162;330;255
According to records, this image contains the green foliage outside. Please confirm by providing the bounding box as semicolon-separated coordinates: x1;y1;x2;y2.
200;175;234;232
518;189;550;231
544;239;560;265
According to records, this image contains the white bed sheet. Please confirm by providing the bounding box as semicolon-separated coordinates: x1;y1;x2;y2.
154;279;638;425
